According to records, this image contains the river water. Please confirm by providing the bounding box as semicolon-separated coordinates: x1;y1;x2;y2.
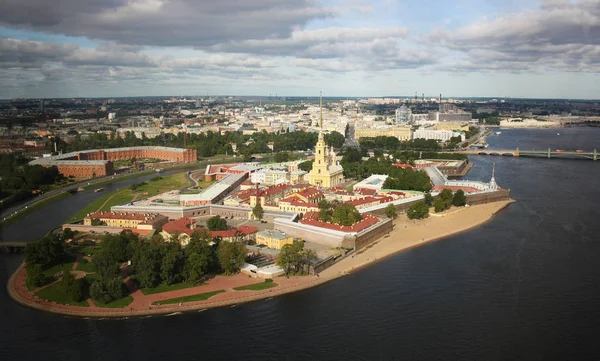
1;127;600;361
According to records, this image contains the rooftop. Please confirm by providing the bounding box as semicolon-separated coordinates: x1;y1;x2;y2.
162;218;196;235
257;230;291;240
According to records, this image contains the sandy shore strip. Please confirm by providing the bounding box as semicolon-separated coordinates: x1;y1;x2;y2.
321;199;515;277
7;199;514;318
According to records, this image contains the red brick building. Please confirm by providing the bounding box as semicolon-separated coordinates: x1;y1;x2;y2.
30;146;197;178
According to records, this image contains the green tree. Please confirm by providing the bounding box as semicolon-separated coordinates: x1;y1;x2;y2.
252;203;264;221
298;160;314;172
131;241;162;288
277;242;304;275
93;249;122;282
105;276;125;301
438;189;454;211
161;242;183;285
24;234;65;266
385;203;397;219
424;193;434;206
62;228;75;241
452;189;467;207
407;202;429;219
61;271;85;303
216;242;246;274
331;203;362;226
324;131;345;148
207;215;228;231
300;248;318;274
90;281;111;304
434;197;446;213
27;263;48;288
184;230;214;281
91;218;106;226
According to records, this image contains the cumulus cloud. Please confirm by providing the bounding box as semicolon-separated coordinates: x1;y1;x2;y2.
0;0;334;47
210;27;410;57
428;0;600;72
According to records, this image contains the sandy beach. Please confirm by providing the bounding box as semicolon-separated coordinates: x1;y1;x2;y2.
321;199;515;277
7;200;514;317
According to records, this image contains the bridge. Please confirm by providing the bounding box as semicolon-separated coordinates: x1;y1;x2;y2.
456;148;598;160
0;241;28;253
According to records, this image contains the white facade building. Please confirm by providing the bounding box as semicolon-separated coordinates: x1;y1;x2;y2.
413;128;464;142
353;174;389;192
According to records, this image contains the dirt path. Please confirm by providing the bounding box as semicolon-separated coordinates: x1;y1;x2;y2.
95;189;127;212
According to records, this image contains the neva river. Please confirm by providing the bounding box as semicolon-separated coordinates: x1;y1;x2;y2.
1;127;600;361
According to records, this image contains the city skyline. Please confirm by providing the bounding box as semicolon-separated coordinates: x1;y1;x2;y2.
1;0;600;99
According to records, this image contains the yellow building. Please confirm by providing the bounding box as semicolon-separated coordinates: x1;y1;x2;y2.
84;211;167;229
434;122;470;131
255;230;294;250
354;126;413;141
308;92;344;188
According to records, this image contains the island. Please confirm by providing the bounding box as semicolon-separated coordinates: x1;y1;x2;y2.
6;99;514;317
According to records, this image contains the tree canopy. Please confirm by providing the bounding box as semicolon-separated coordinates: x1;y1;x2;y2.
206;215;228;231
407;202;429;219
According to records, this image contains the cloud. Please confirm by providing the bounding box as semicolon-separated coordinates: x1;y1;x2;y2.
0;0;334;47
428;0;600;72
210;27;410;57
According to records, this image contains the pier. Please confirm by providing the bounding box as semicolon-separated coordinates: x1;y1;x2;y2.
456;148;598;160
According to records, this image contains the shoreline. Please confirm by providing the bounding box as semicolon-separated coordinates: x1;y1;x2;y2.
7;199;515;318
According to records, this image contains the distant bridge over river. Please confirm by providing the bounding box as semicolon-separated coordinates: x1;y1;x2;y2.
0;242;27;253
456;148;598;160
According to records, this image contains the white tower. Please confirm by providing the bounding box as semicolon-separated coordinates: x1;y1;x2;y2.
489;162;498;191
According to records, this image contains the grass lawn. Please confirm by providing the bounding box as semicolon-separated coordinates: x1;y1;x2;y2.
141;281;204;295
84;273;102;282
95;296;134;308
80;246;100;257
35;282;90;307
42;262;75;278
25;273;52;291
82;171;154;190
76;260;96;273
151;290;225;305
233;281;278;291
98;190;135;211
67;172;193;222
66;193;114;222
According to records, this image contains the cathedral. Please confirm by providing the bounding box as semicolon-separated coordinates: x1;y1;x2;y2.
308;93;345;188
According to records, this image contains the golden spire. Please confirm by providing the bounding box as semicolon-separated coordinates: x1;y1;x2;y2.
319;90;323;129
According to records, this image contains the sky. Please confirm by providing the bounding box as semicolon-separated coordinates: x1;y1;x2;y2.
1;0;600;99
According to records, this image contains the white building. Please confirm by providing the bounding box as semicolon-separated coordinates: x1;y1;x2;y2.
413;128;464;142
250;169;288;186
353;174;389;192
108;112;116;120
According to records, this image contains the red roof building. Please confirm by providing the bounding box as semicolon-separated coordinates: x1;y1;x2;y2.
300;211;380;233
162;218;197;236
